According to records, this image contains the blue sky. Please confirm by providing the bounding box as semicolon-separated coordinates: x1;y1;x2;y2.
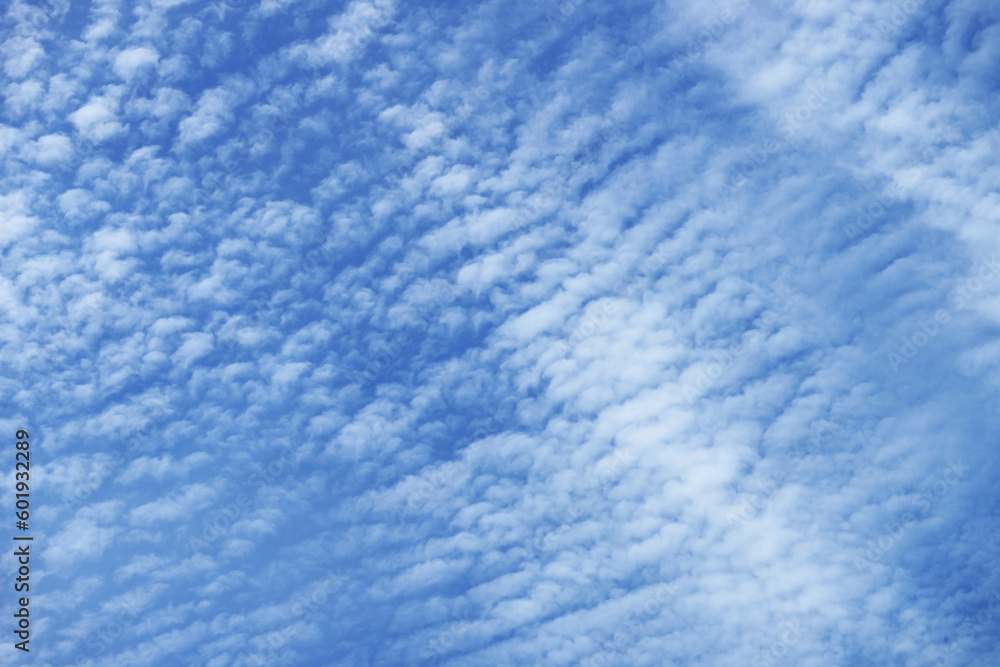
1;0;1000;665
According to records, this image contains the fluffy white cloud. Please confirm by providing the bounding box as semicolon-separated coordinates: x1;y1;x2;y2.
22;133;73;165
2;36;45;78
113;46;160;81
69;93;126;141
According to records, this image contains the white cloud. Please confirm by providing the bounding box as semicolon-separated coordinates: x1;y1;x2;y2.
113;46;160;81
130;483;217;526
2;36;45;78
172;332;215;367
0;190;40;249
46;512;120;569
22;133;73;166
176;79;252;146
69;94;126;142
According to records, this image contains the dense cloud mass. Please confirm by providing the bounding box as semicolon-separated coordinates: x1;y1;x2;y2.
1;0;999;665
